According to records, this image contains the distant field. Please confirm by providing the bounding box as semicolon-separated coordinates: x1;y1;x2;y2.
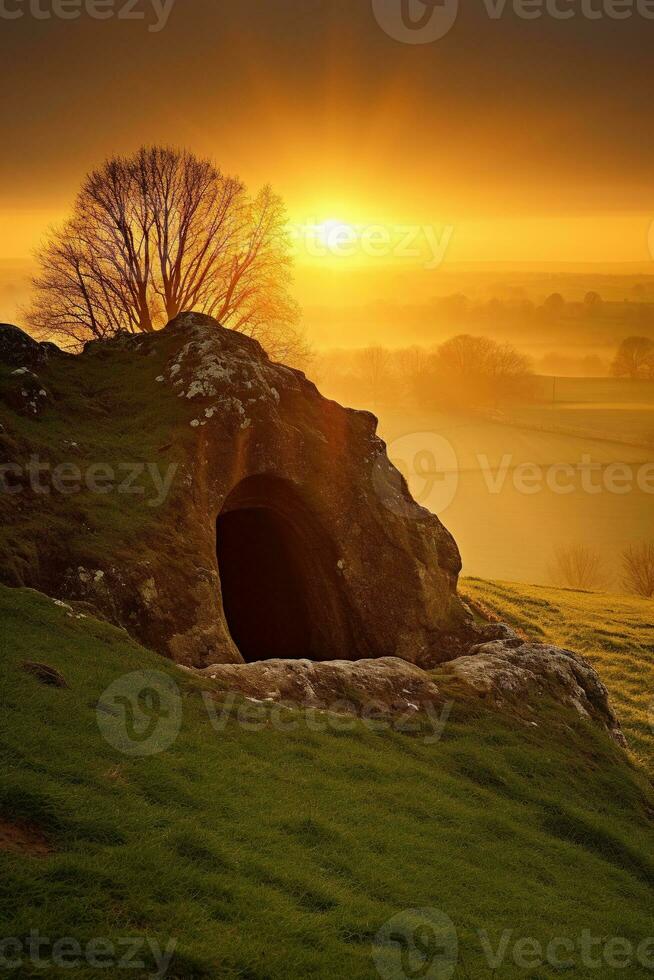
510;376;654;446
376;405;654;588
533;377;654;405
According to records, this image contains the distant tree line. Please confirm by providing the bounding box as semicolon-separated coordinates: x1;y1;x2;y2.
314;335;533;412
384;289;654;329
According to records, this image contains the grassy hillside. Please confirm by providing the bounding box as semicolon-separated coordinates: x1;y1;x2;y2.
2;584;654;977
462;579;654;776
0;335;192;588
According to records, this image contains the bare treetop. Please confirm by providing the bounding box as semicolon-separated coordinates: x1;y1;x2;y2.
26;146;304;363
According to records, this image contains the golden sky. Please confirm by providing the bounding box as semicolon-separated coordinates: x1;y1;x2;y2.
1;0;653;328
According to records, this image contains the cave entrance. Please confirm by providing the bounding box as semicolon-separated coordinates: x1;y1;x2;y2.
216;476;355;663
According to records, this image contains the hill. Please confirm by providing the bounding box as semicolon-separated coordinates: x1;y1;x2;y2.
2;582;654;978
462;579;654;777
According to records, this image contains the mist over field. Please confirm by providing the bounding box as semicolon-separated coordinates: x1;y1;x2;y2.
298;263;654;359
308;278;654;591
374;400;654;589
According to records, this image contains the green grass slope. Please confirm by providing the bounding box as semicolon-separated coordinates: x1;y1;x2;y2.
2;583;654;977
463;579;654;776
0;335;192;588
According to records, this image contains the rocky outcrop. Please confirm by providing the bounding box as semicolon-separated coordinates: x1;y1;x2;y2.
0;368;51;418
0;325;62;418
0;324;63;370
197;638;625;745
444;639;626;745
200;656;442;716
0;313;465;667
0;316;627;748
152;313;464;666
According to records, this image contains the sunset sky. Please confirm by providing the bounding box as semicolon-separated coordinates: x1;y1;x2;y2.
1;0;653;336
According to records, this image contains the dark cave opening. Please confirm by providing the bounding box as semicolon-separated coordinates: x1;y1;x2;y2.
216;506;313;662
216;476;356;663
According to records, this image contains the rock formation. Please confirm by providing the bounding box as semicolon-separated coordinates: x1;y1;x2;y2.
198;625;625;746
443;636;626;745
0;323;62;370
0;314;626;746
0;312;464;667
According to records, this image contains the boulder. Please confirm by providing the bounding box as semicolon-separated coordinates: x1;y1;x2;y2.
197;639;625;746
0;324;63;370
200;656;442;716
444;640;625;745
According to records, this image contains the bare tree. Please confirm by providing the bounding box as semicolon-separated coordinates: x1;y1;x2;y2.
423;334;532;409
622;542;654;598
357;346;393;409
550;544;605;591
395;345;431;403
26;147;304;361
611;337;654;380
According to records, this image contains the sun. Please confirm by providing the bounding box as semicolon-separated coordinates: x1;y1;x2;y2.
305;218;360;253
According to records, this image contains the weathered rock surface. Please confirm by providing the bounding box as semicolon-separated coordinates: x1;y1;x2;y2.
200;656;442;715
1;368;51;417
198;639;625;745
0;324;62;369
154;313;464;666
444;639;626;745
